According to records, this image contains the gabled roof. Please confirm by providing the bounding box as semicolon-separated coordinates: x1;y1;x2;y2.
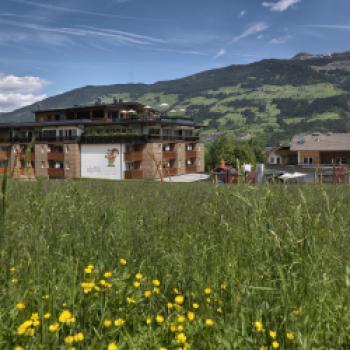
290;133;350;151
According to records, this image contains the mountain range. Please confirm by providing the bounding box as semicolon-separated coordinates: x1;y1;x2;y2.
4;51;350;145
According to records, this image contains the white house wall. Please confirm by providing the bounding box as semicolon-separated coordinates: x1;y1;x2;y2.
81;144;125;180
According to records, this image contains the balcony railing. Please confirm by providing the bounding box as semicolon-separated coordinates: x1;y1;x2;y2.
48;168;65;178
148;135;200;142
186;165;197;173
47;152;64;161
163;167;177;176
185;150;197;158
124;169;143;179
10;136;79;143
162;151;177;160
124;151;143;162
81;135;147;144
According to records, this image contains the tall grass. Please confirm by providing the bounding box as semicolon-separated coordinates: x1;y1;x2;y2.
0;181;349;349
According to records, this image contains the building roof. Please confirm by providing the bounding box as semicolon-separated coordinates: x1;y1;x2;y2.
290;133;350;151
33;102;157;113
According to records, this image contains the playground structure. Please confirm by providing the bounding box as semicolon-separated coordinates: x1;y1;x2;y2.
210;161;257;184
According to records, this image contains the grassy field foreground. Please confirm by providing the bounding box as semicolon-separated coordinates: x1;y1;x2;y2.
0;181;349;349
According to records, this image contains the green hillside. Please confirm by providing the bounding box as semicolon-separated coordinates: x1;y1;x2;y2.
4;51;350;145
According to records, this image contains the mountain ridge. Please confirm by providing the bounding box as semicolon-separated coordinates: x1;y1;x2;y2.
3;51;350;145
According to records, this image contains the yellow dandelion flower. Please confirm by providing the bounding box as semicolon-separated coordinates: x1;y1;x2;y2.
108;342;118;350
99;279;107;286
175;295;184;305
167;302;174;310
159;347;167;350
152;279;160;286
103;319;112;328
205;318;214;327
133;281;140;288
11;278;18;284
204;288;212;295
144;290;152;298
259;346;268;350
84;266;93;274
292;309;300;316
119;258;127;266
127;297;136;304
272;340;280;349
177;315;186;323
153;287;160;294
192;303;199;309
64;335;74;344
135;273;143;280
58;310;75;324
156;314;164;324
286;332;295;341
177;325;184;332
74;332;84;342
14;346;24;350
10;267;16;272
104;271;112;278
114;318;125;327
269;330;277;339
106;282;112;289
187;311;195;321
173;288;179;294
176;333;187;344
42;294;49;300
44;313;51;319
255;321;264;332
220;282;227;290
48;322;59;333
67;347;76;350
146;316;152;325
170;323;177;332
16;303;26;311
206;298;211;304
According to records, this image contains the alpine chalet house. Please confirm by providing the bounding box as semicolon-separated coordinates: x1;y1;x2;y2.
267;133;350;167
0;101;204;180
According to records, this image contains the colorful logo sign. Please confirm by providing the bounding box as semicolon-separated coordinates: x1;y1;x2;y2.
105;148;119;167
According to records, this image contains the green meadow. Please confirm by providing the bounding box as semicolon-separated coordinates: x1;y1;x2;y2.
0;180;349;349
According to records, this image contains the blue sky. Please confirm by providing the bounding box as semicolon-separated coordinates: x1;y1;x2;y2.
0;0;350;111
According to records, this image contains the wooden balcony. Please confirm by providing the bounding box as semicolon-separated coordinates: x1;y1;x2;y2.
125;169;143;179
0;152;8;160
47;152;64;161
48;168;65;178
163;167;178;176
124;151;143;162
162;151;177;160
186;165;197;173
186;150;197;158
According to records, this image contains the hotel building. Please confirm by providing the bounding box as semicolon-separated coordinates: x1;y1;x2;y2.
0;102;205;180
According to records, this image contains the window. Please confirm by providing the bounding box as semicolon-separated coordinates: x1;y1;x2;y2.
304;157;313;164
269;157;275;164
336;157;348;165
276;157;281;164
77;111;90;119
92;110;104;119
162;129;172;136
149;129;160;136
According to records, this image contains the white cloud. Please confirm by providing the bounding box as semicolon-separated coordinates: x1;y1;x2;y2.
0;74;48;112
239;10;247;18
269;34;292;44
262;0;301;12
231;22;269;43
214;49;226;59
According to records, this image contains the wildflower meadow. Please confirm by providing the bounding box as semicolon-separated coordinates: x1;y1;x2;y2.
0;180;349;349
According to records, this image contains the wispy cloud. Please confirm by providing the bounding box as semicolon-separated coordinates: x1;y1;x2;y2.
269;34;292;44
239;10;247;18
11;0;168;22
262;0;301;12
214;49;226;59
0;19;166;46
0;73;48;112
231;22;269;43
